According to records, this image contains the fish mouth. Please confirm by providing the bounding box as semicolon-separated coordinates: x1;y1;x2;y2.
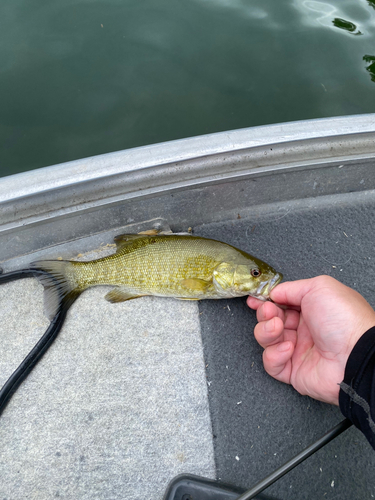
255;272;283;299
269;272;283;291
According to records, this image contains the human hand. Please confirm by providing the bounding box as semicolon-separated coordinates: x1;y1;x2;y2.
247;276;375;405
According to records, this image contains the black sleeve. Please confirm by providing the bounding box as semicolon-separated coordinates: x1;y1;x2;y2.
339;326;375;450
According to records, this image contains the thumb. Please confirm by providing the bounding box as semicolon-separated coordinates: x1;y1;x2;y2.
270;278;316;308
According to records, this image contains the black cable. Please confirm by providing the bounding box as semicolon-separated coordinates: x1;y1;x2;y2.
0;268;37;283
0;305;68;415
0;268;74;416
235;418;353;500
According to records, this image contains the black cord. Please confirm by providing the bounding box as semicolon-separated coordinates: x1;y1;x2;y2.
0;269;37;283
0;268;74;416
235;418;353;500
0;305;68;416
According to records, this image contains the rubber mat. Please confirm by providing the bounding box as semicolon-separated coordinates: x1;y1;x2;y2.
195;191;375;499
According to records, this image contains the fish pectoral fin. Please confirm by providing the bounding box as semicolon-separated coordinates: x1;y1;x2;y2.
104;288;145;303
180;278;211;292
177;297;200;301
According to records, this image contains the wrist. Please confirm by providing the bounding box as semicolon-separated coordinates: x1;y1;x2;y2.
339;326;375;449
345;317;375;359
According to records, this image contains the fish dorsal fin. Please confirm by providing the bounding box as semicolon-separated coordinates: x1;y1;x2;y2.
105;288;144;303
113;229;161;250
113;233;148;250
180;278;211;292
137;229;161;235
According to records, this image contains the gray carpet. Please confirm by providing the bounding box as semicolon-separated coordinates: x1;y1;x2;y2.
0;259;215;499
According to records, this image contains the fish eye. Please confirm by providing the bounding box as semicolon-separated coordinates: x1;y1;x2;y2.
251;268;261;277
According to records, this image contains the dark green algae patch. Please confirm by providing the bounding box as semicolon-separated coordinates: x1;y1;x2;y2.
364;55;375;83
332;18;363;36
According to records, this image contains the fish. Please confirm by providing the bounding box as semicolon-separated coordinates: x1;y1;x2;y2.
28;232;282;319
0;231;282;415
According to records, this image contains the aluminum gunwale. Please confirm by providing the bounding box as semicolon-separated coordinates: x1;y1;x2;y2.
1;114;375;232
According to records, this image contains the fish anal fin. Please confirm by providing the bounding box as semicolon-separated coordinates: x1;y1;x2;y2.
180;278;211;292
104;288;144;303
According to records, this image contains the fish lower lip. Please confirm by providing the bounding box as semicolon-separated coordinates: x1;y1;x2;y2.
255;273;282;297
256;280;269;296
269;273;282;290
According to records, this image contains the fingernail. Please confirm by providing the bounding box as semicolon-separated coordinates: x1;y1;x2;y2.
277;342;290;352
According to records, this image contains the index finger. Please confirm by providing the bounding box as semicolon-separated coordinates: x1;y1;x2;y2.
247;296;265;310
255;300;285;323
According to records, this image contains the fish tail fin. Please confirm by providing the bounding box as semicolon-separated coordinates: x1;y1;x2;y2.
30;260;81;320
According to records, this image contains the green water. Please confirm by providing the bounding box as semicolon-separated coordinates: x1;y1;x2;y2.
1;0;375;177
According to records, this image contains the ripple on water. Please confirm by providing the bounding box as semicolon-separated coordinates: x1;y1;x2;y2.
295;0;375;36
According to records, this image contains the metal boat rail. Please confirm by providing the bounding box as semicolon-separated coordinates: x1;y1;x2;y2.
1;114;375;264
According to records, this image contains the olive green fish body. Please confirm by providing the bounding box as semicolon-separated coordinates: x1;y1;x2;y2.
73;235;219;296
31;234;282;319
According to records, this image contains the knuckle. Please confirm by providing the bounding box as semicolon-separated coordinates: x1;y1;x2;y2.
253;323;263;342
314;275;336;287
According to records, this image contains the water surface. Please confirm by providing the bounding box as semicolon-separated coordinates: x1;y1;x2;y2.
1;0;375;176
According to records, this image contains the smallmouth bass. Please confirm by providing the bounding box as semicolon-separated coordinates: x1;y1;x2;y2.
29;232;282;319
0;231;282;414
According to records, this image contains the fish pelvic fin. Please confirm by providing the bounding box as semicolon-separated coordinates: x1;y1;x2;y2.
30;260;81;321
